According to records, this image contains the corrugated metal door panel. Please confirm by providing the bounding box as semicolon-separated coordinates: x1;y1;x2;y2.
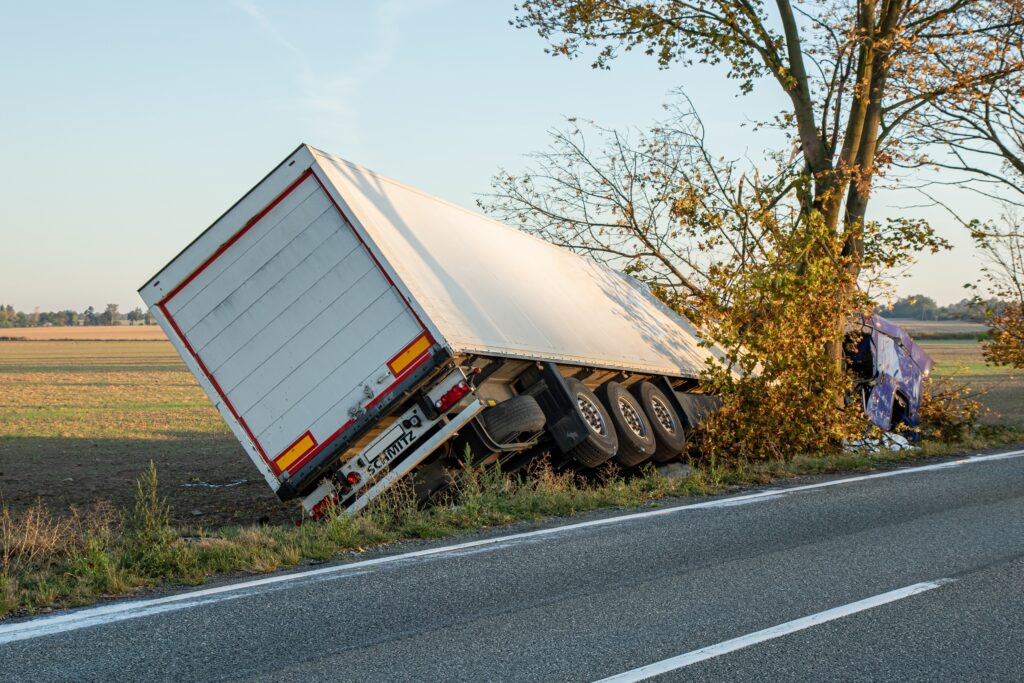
199;245;369;372
158;172;430;471
165;180;322;317
239;287;409;439
185;217;342;356
189;217;359;359
227;270;396;414
257;313;422;452
179;196;335;341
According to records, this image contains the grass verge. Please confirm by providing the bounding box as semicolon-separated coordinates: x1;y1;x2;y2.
2;427;1022;620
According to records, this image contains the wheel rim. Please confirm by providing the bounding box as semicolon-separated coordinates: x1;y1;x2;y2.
618;397;647;438
577;394;607;436
650;396;676;435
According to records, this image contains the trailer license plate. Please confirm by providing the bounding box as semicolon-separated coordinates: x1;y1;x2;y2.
364;410;428;476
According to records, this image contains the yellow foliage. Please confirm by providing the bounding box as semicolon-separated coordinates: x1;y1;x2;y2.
918;377;984;442
696;214;870;461
983;302;1024;369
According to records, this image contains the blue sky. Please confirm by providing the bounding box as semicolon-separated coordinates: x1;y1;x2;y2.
0;0;990;311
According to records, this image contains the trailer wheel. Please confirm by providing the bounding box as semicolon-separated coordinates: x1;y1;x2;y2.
597;381;657;467
565;377;618;467
631;381;686;462
481;395;547;443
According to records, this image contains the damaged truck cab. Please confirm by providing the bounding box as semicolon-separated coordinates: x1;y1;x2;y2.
846;315;935;435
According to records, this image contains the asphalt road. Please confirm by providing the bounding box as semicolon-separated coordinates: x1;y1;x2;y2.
2;449;1024;682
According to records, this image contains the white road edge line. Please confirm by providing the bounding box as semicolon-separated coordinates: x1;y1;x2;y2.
0;448;1019;645
594;579;954;682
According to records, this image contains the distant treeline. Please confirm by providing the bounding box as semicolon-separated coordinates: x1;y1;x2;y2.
0;295;1001;328
0;304;156;328
879;296;1003;323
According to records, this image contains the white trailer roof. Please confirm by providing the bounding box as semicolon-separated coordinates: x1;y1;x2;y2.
311;147;719;378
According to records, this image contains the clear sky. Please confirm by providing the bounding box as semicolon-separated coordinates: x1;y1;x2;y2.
0;0;993;312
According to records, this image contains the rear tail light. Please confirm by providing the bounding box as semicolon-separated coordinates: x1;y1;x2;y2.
310;495;338;521
346;471;362;485
434;380;472;413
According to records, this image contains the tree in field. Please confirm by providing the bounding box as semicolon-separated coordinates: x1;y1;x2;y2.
973;213;1024;366
484;101;946;456
906;7;1024;204
904;10;1024;365
883;295;940;319
939;298;992;322
513;1;1023;344
101;304;119;326
495;1;1023;455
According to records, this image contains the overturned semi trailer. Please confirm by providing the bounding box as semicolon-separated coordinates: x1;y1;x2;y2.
139;145;726;516
847;314;935;435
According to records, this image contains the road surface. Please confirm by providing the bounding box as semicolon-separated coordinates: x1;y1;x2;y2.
2;449;1023;682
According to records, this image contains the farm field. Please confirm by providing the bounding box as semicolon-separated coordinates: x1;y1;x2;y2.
918;339;1023;426
886;318;988;339
0;337;292;527
0;329;1020;528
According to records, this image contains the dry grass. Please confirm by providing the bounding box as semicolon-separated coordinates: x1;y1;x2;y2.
1;326;166;341
1;504;76;576
0;500;124;615
1;458;723;616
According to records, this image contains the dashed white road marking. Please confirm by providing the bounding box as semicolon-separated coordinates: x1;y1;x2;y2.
0;449;1019;645
594;579;954;682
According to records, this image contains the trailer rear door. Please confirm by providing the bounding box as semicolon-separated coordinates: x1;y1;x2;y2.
156;171;432;478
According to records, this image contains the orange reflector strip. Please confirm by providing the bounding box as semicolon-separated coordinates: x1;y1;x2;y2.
275;431;316;472
387;333;432;377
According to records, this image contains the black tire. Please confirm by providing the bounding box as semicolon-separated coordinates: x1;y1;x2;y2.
480;395;547;444
631;381;686;462
596;381;657;467
565;377;618;467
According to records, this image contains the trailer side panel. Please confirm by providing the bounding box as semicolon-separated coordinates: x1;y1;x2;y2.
313;148;720;379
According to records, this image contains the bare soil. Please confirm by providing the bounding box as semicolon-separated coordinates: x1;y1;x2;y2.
0;434;298;527
0;340;298;527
